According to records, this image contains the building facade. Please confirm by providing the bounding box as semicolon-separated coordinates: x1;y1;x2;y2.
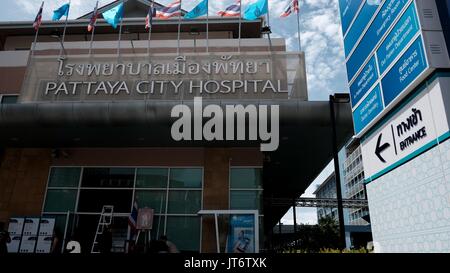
0;0;355;253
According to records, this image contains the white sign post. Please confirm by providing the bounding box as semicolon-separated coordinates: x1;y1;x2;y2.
362;77;450;182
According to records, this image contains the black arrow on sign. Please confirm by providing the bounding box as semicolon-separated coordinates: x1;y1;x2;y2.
375;133;391;163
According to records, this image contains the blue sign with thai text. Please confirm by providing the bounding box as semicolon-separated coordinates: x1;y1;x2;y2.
350;56;379;107
353;84;383;134
381;36;428;107
346;0;410;81
344;1;379;57
377;3;420;74
339;0;363;35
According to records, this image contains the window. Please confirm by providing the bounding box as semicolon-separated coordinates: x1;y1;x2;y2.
43;166;203;252
229;168;263;214
0;94;18;104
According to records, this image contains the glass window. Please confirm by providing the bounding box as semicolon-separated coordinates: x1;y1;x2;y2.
134;190;167;214
44;189;77;212
1;95;18;104
48;167;81;187
81;168;134;188
77;189;133;213
230;168;262;189
135;168;168;188
230;190;263;213
166;216;200;252
167;190;202;214
169;168;202;188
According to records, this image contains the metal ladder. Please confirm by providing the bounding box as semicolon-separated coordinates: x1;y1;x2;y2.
91;205;114;254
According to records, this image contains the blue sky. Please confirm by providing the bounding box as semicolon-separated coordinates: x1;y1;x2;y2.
0;0;349;101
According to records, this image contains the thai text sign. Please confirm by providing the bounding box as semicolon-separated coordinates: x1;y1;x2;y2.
19;53;307;102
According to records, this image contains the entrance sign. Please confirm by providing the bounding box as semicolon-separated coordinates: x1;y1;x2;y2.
19;52;307;102
361;76;450;181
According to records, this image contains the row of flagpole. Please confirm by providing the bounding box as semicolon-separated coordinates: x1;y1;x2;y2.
32;0;302;58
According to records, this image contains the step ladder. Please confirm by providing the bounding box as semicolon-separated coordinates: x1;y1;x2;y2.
91;205;114;254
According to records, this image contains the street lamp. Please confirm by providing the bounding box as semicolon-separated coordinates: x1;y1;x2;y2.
329;93;350;250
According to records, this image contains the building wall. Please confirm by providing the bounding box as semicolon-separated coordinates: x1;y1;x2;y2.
0;149;52;222
366;139;450;252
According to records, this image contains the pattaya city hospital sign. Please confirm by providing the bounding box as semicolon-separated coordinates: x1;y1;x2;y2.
19;53;304;102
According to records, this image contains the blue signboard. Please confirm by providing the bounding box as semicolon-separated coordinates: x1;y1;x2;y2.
353;84;383;133
381;36;428;107
344;1;379;57
350;56;379;107
376;3;421;74
339;0;363;35
346;0;410;81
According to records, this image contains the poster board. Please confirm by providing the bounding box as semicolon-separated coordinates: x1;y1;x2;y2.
227;214;255;253
36;236;53;253
19;236;37;253
22;218;39;236
38;218;55;236
137;208;154;230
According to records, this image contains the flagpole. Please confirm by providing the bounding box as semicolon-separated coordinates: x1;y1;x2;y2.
89;1;99;56
266;0;272;51
118;0;124;57
59;0;71;57
148;1;153;56
32;1;44;57
296;5;301;52
238;0;242;53
206;0;209;53
177;0;182;56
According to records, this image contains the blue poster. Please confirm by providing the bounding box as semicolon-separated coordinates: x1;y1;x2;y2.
377;3;420;74
339;0;363;35
346;0;410;81
381;36;428;107
350;55;379;107
353;84;383;134
227;214;255;253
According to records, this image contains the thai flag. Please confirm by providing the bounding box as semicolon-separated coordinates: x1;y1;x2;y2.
218;1;241;17
33;2;44;31
145;7;156;30
155;0;182;19
87;4;99;32
128;200;138;231
280;0;299;18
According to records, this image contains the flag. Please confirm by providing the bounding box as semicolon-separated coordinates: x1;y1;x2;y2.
243;0;268;20
184;0;208;19
280;0;299;18
128;200;138;231
102;2;124;29
88;3;99;32
155;0;182;19
145;6;156;30
52;3;70;21
33;2;44;31
218;1;240;17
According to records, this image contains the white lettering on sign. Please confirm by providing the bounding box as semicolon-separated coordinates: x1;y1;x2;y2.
361;78;450;181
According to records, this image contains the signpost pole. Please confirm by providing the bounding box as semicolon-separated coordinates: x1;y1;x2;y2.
329;94;347;250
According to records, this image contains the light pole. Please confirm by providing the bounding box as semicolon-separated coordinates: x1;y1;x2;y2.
329;93;350;250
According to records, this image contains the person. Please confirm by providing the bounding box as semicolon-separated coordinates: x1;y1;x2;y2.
0;222;11;254
99;225;113;253
233;230;251;253
160;235;179;253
